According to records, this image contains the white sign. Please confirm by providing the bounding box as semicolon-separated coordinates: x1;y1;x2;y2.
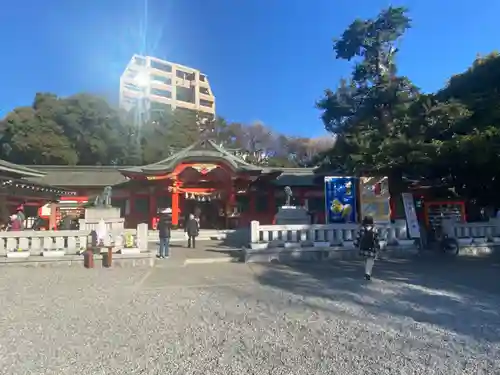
402;193;420;238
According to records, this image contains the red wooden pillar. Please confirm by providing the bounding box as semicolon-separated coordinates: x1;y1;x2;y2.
149;187;157;229
229;188;236;207
171;180;180;227
129;191;135;216
268;188;276;224
49;202;58;230
249;192;256;216
298;188;305;206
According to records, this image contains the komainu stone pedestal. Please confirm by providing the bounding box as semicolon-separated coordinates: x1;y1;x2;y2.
275;206;311;225
79;207;124;232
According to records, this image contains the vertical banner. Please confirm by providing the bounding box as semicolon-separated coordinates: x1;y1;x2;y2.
401;192;421;238
359;176;391;222
324;176;358;223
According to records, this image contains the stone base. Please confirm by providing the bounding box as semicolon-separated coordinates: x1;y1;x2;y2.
459;244;500;257
7;252;30;258
80;207;125;232
0;252;155;268
275;206;310;225
42;251;66;258
244;245;418;263
85;207;121;220
120;248;141;255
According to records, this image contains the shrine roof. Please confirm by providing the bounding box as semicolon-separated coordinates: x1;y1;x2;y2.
0;160;76;196
120;139;264;175
267;168;317;186
23;165;320;188
23;165;129;187
0;159;45;178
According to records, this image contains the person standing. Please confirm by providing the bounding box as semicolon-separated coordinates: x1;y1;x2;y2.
16;205;25;230
157;208;172;258
354;215;381;281
8;214;22;231
185;213;199;248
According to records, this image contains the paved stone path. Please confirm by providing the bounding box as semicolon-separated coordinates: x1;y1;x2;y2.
149;240;243;265
0;257;499;374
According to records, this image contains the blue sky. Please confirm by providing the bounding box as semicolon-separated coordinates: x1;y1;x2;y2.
0;0;498;137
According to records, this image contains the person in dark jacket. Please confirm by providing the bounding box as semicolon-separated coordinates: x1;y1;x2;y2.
353;215;381;281
157;208;172;258
185;213;199;248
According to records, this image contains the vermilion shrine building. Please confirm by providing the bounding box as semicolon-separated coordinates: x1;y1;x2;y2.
0;159;75;228
26;140;328;229
17;140;464;230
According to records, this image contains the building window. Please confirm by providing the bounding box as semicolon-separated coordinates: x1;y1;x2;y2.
124;83;140;92
176;87;195;103
176;70;195;80
150;101;172;112
133;56;146;66
200;99;213;108
151;88;172;99
199;87;210;95
151;60;172;72
199;74;206;82
125;70;138;79
151;74;172;85
122;95;138;104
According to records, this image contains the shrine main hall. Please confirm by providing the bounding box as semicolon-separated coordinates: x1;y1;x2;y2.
24;140;328;229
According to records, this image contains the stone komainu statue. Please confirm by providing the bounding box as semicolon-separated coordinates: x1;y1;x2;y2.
94;186;112;207
284;186;293;206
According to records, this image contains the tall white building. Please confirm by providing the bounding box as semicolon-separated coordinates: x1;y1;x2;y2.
119;55;216;116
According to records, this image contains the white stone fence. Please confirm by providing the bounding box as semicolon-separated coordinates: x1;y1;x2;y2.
247;220;416;263
250;220;412;247
442;218;500;245
0;223;149;258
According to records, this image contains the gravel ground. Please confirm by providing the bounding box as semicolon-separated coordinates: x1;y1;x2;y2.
0;259;499;375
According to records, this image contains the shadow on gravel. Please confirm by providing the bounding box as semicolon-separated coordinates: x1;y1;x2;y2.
255;257;500;342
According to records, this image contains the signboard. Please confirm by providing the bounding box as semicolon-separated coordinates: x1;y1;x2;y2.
360;176;391;222
324;176;358;223
402;192;421;238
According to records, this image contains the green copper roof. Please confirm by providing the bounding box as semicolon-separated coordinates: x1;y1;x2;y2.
0;159;45;178
120;139;263;174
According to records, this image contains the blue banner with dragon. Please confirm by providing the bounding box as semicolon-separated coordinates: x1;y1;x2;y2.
324;176;358;224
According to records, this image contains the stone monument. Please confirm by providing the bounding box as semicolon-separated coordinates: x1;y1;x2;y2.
79;186;124;233
274;186;311;225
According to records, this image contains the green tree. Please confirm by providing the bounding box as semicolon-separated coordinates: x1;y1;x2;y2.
434;53;500;205
318;7;416;178
318;7;500;207
0;102;78;164
56;93;131;165
0;91;324;169
0;92;133;165
140;106;201;164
